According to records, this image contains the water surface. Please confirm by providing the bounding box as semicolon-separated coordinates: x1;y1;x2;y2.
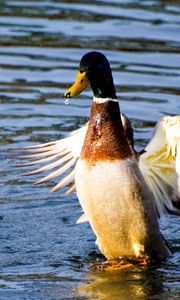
0;0;180;299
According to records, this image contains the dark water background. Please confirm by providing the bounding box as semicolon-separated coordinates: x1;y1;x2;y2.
0;0;180;299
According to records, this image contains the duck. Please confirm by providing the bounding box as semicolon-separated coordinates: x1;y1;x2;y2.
16;51;180;262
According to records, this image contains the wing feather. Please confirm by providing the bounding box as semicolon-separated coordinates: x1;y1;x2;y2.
16;125;88;192
139;116;180;216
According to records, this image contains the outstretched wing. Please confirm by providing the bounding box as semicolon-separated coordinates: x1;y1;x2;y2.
139;116;180;216
15;114;180;220
16;125;88;194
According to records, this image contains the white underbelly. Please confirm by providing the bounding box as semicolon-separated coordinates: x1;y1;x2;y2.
75;158;149;259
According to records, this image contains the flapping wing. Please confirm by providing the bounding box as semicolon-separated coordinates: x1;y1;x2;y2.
139;116;180;216
16;124;88;194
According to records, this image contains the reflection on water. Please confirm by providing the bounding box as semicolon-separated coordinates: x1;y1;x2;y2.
0;0;180;299
77;267;165;299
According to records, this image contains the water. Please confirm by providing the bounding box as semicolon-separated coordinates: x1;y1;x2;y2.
0;0;180;299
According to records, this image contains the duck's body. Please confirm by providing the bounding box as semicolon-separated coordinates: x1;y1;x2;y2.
16;51;180;262
75;97;170;260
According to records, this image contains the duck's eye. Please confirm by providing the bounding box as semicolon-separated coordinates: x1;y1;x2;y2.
80;79;84;83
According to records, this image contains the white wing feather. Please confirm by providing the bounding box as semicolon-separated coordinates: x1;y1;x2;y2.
139;116;180;216
18;124;88;194
76;213;88;224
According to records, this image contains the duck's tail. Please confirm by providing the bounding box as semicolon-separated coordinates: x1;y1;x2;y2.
139;116;180;216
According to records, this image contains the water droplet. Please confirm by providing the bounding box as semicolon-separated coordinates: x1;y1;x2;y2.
65;98;69;105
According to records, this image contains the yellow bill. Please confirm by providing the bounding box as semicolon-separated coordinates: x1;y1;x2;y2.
64;71;90;98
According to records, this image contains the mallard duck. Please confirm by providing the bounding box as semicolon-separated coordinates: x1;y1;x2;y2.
17;51;180;261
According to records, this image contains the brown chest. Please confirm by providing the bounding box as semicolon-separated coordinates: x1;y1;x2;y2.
80;100;133;164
